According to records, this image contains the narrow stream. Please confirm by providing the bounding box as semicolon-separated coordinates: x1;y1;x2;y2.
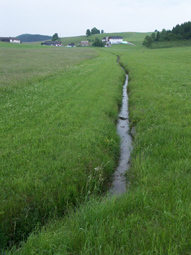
109;74;132;195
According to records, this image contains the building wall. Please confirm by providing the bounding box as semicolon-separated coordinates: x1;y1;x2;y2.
81;41;89;46
109;38;123;44
10;39;20;43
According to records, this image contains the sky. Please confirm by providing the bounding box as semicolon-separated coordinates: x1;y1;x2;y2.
1;0;191;38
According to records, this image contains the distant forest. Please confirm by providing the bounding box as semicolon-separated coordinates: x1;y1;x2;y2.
17;34;52;42
143;21;191;47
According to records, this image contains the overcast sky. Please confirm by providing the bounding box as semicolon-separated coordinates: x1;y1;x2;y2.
1;0;191;37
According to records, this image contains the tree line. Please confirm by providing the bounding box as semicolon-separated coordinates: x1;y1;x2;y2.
86;27;104;37
143;21;191;48
17;34;52;42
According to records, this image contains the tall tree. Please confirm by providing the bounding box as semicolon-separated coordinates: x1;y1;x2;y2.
143;21;191;48
52;33;59;41
86;29;91;37
151;32;156;41
156;31;160;41
91;27;100;35
143;35;153;48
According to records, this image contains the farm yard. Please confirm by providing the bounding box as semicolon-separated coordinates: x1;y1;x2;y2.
1;32;191;254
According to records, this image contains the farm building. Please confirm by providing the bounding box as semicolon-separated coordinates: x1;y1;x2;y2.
41;41;62;46
102;36;123;45
67;43;75;47
81;41;89;46
0;37;20;43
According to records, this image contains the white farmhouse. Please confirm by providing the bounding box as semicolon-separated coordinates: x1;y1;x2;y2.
10;38;20;43
102;36;123;45
109;36;123;44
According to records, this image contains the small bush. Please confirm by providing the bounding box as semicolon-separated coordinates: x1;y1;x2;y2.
92;38;105;47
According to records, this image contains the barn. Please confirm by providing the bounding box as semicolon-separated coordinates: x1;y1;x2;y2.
0;37;21;43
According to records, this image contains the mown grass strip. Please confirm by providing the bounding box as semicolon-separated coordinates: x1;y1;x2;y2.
0;48;124;248
10;45;191;254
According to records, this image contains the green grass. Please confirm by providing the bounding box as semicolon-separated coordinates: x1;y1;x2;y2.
0;43;97;90
0;42;43;49
151;39;191;49
0;45;125;248
9;45;191;254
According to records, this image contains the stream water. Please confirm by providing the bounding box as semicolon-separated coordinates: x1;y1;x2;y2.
109;74;132;195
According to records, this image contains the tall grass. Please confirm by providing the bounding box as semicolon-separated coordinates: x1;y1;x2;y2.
10;45;191;254
0;45;125;248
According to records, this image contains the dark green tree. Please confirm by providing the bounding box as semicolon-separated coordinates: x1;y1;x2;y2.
156;31;160;41
143;21;191;47
92;38;104;47
151;32;156;41
52;33;59;41
86;29;91;37
91;27;100;35
101;29;104;34
160;29;167;41
143;35;153;48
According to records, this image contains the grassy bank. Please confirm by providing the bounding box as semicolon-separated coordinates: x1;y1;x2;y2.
9;45;191;254
0;45;125;248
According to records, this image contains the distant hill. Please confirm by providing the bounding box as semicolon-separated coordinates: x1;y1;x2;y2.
17;34;52;42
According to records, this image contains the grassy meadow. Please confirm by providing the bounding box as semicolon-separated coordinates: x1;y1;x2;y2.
2;34;191;254
0;42;97;90
0;43;125;248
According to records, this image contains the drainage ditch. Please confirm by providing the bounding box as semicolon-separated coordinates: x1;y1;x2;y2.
109;72;132;195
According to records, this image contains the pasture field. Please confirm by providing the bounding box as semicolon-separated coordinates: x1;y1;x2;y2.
9;43;191;254
0;44;125;248
0;42;97;90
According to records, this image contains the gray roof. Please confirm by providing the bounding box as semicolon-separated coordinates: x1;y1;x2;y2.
41;41;62;45
109;36;123;39
0;37;20;41
102;36;123;40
